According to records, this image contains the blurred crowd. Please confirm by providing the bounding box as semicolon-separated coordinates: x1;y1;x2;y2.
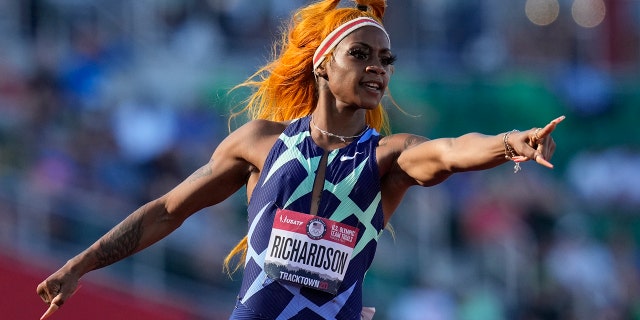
1;0;639;319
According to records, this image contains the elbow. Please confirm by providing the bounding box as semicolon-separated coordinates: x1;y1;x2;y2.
151;197;187;227
405;161;454;187
416;171;452;187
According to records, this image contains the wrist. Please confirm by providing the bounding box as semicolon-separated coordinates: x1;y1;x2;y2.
65;253;94;277
503;129;522;173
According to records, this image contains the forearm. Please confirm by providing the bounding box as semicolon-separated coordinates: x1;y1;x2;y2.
64;199;181;277
445;132;509;172
397;132;511;186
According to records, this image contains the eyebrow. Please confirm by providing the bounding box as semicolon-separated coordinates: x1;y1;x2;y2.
350;42;392;53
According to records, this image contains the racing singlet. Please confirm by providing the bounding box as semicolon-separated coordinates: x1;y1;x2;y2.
233;116;384;320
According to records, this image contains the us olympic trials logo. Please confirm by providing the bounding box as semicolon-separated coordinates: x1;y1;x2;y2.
306;218;327;240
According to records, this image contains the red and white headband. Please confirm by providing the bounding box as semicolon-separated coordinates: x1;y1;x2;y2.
313;17;390;70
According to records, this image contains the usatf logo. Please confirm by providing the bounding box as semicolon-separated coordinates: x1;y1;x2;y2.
306;218;327;240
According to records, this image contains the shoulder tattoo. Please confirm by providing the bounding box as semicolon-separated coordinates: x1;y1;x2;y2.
404;135;428;150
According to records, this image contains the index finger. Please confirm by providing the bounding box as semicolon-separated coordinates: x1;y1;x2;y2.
537;115;565;138
40;302;59;320
39;284;81;320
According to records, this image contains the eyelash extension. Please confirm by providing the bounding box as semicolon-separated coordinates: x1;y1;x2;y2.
348;48;368;60
348;49;397;66
383;54;397;66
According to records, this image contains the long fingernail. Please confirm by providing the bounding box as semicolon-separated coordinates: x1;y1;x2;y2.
40;303;59;320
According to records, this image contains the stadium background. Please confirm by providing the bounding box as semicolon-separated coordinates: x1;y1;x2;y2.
1;0;639;319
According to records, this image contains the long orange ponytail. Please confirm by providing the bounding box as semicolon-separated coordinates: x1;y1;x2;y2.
224;0;390;275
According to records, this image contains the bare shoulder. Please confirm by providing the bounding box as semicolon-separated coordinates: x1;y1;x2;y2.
379;133;429;149
232;119;289;138
376;133;430;222
221;119;288;171
377;133;429;175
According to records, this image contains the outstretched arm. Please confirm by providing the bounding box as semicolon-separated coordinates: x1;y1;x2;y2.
396;116;565;186
35;121;263;319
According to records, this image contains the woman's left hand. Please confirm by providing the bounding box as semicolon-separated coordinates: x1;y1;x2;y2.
510;115;565;169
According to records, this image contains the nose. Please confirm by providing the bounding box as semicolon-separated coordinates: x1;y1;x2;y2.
365;65;385;75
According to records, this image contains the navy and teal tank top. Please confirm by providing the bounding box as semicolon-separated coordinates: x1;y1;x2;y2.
233;116;384;319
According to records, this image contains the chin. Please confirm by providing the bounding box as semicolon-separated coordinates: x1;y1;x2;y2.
360;93;384;109
360;98;382;110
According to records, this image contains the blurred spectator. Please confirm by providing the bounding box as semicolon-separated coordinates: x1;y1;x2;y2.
1;1;639;319
566;148;640;209
387;287;457;320
545;212;622;319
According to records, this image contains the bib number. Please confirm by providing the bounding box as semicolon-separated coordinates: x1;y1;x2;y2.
264;209;359;294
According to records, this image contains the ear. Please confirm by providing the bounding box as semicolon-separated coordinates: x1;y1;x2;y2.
314;65;328;79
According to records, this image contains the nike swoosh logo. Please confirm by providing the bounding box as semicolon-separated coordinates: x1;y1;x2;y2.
340;152;364;161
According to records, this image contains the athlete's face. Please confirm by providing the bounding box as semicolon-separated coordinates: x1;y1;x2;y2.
323;26;394;110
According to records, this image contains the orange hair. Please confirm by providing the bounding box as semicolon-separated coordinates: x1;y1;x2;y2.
224;0;390;275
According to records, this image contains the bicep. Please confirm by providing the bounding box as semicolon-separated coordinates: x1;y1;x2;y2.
163;136;253;220
161;119;282;220
396;137;455;187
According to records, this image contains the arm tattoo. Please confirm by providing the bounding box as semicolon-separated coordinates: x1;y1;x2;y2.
92;213;144;269
188;161;213;184
404;135;428;150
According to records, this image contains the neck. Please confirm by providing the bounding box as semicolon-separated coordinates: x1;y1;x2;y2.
310;115;368;143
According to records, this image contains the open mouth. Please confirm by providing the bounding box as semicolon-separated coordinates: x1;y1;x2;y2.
362;81;382;92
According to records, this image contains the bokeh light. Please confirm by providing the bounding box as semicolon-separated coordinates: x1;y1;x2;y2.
572;0;606;28
525;0;560;26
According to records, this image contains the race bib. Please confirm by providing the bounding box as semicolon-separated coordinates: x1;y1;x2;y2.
264;209;359;294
